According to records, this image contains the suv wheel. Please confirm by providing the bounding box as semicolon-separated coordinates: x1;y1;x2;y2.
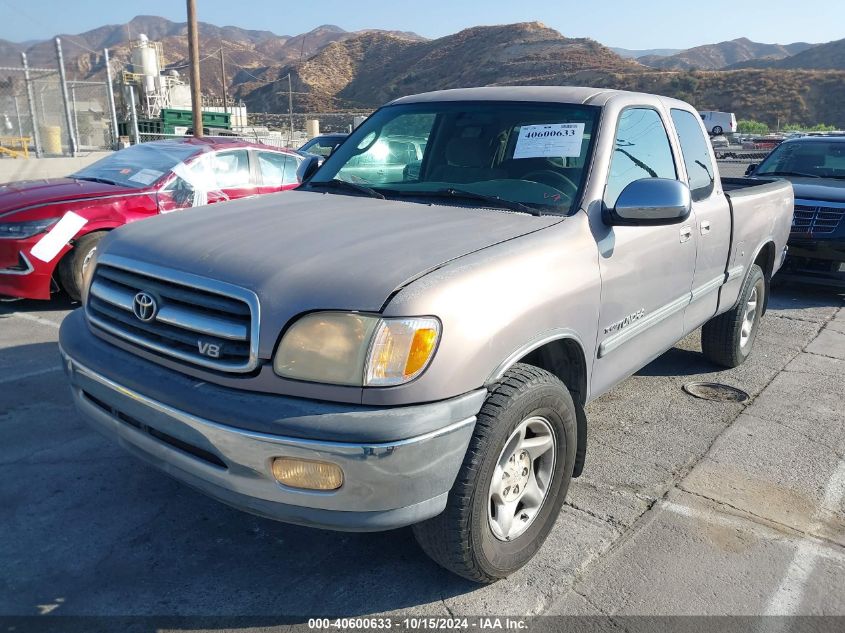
412;363;577;582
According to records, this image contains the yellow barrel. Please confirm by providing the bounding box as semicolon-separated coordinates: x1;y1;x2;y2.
39;125;62;155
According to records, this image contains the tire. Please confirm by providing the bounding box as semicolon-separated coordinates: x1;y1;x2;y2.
713;126;723;135
58;231;106;301
701;264;765;368
412;363;577;583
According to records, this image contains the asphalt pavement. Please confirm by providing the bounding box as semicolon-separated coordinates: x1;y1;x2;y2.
0;283;843;625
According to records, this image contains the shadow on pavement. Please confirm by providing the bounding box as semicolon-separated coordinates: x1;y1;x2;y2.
1;341;479;621
0;292;78;314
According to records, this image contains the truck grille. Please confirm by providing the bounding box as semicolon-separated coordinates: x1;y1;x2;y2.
86;255;260;373
791;203;845;235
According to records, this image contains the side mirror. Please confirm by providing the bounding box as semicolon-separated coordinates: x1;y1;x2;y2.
745;163;758;176
296;154;321;184
605;178;691;226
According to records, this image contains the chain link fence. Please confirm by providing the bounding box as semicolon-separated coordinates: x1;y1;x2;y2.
0;40;116;160
716;150;773;178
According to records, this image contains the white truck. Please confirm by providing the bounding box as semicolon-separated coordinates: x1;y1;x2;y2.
700;110;737;136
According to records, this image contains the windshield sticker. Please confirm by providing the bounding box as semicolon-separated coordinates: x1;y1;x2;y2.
30;211;88;263
513;123;585;159
128;168;164;185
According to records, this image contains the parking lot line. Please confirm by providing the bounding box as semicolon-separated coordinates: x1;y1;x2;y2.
661;499;845;563
7;312;61;330
764;455;845;615
0;365;62;385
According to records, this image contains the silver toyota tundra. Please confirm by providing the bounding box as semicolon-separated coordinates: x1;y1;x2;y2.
59;87;794;582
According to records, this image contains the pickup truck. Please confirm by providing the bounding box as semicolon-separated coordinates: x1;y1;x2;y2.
58;87;793;582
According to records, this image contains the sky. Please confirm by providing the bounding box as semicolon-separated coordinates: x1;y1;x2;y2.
0;0;843;49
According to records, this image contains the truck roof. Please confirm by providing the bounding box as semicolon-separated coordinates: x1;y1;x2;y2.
388;86;692;109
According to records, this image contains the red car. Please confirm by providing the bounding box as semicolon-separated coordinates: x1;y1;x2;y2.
0;138;303;301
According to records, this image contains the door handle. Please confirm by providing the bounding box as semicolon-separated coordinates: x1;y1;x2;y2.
680;226;693;243
700;220;711;235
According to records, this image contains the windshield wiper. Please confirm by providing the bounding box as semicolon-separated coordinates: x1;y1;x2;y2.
760;170;822;179
391;188;542;216
308;179;385;199
73;176;121;186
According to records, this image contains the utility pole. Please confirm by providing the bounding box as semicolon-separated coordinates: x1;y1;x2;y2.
186;0;203;137
21;52;42;157
103;48;120;149
288;73;294;143
55;38;78;156
219;45;228;115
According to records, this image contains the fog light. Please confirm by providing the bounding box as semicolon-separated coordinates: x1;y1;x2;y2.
271;457;344;491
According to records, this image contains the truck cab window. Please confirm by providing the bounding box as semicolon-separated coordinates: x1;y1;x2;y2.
604;108;677;208
671;108;716;201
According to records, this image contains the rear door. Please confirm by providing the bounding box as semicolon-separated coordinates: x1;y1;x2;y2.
591;106;698;397
670;107;732;331
206;149;257;202
256;151;302;193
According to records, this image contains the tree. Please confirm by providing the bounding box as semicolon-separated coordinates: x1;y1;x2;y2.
737;119;769;134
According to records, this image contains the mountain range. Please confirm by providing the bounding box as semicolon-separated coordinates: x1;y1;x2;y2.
2;16;844;127
637;37;816;70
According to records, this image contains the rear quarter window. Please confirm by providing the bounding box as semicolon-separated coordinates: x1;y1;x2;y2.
671;109;716;201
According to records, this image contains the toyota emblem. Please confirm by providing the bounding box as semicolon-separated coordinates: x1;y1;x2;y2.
132;291;158;322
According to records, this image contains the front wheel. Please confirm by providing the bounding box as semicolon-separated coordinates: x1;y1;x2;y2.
58;231;106;301
701;264;765;368
412;363;577;583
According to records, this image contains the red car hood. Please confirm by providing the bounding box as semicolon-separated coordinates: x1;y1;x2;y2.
0;178;143;218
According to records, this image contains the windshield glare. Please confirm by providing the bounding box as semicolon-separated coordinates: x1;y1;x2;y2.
756;141;845;179
310;102;600;213
72;143;203;188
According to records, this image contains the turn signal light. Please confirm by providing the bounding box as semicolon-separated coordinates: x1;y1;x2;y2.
271;457;344;491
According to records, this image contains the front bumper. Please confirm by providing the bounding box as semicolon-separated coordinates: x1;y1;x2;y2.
59;311;482;531
782;236;845;286
0;236;61;299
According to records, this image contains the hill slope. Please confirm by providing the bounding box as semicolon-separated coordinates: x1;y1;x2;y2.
639;37;815;70
240;22;642;110
729;38;845;70
0;16;425;97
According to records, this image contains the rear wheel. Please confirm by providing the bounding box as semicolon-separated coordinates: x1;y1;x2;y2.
412;363;577;583
701;264;765;368
713;125;723;135
58;231;106;301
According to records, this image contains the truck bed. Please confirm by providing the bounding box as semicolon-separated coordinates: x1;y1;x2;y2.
719;176;794;309
721;177;780;193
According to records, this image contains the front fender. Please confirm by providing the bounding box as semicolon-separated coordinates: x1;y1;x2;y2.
362;214;602;407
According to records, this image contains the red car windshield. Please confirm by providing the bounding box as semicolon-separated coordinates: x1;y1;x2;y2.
72;143;204;189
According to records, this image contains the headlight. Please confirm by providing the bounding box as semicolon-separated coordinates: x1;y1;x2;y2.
0;218;60;239
273;312;441;387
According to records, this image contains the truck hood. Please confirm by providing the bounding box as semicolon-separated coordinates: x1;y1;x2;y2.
0;178;141;218
787;178;845;204
103;190;561;353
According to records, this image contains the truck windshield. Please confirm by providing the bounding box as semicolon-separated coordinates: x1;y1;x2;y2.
756;140;845;180
72;142;203;189
308;101;600;214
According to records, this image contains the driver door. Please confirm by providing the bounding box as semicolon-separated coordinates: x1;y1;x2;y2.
590;107;698;398
157;149;256;212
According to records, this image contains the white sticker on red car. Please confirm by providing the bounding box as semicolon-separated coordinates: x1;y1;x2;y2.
29;211;88;263
513;123;585;159
128;168;164;185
